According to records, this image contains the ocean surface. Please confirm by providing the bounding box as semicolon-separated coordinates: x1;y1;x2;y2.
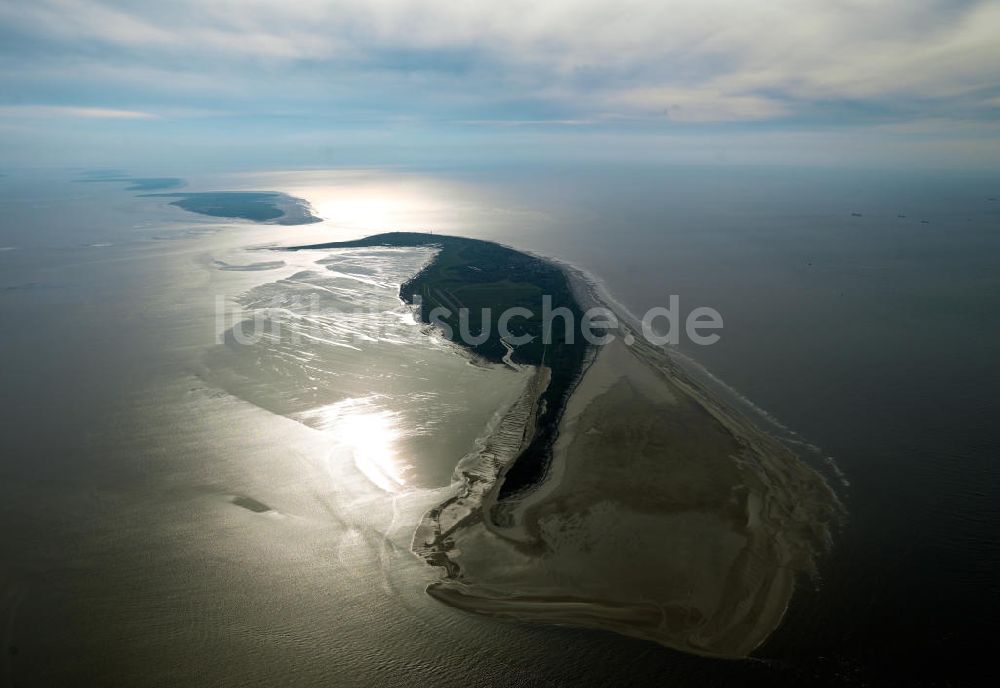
0;165;997;686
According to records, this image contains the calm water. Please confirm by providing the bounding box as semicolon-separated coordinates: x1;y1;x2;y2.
0;166;997;686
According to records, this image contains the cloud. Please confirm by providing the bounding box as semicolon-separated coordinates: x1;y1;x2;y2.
611;87;790;123
0;0;997;166
1;1;997;119
458;119;601;127
0;105;156;119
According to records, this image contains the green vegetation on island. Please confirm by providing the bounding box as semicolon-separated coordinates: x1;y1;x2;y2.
147;191;322;225
288;232;593;497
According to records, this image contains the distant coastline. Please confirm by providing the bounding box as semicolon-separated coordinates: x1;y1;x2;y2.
77;175;185;191
147;191;322;225
75;171;323;225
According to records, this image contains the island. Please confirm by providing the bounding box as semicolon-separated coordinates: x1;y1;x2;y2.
289;232;841;659
78;173;185;191
147;191;322;225
289;232;590;496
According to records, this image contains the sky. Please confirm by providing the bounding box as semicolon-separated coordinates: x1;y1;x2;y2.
0;0;998;170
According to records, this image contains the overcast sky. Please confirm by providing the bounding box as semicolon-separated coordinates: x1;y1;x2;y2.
1;0;998;169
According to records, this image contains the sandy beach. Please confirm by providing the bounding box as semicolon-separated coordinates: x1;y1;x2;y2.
416;324;840;659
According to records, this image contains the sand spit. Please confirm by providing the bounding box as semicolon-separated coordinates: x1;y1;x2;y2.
415;332;841;659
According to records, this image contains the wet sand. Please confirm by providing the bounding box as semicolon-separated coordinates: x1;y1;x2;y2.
416;330;840;659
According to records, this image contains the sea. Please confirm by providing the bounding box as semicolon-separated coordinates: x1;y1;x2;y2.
0;164;997;686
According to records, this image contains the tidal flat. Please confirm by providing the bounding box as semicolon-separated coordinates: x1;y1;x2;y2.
293;231;841;658
4;167;997;685
423;335;840;658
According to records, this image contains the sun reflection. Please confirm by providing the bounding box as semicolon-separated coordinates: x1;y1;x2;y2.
289;173;467;233
225;168;492;237
312;194;407;232
305;185;450;234
299;397;409;493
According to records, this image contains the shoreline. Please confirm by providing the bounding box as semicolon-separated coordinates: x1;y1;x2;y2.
290;232;841;658
289;232;595;499
418;327;840;658
147;190;323;225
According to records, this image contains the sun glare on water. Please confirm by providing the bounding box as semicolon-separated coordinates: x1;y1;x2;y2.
312;194;407;232
299;397;409;493
261;170;477;235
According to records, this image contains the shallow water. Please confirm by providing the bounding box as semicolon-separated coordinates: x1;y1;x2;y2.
1;166;997;685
